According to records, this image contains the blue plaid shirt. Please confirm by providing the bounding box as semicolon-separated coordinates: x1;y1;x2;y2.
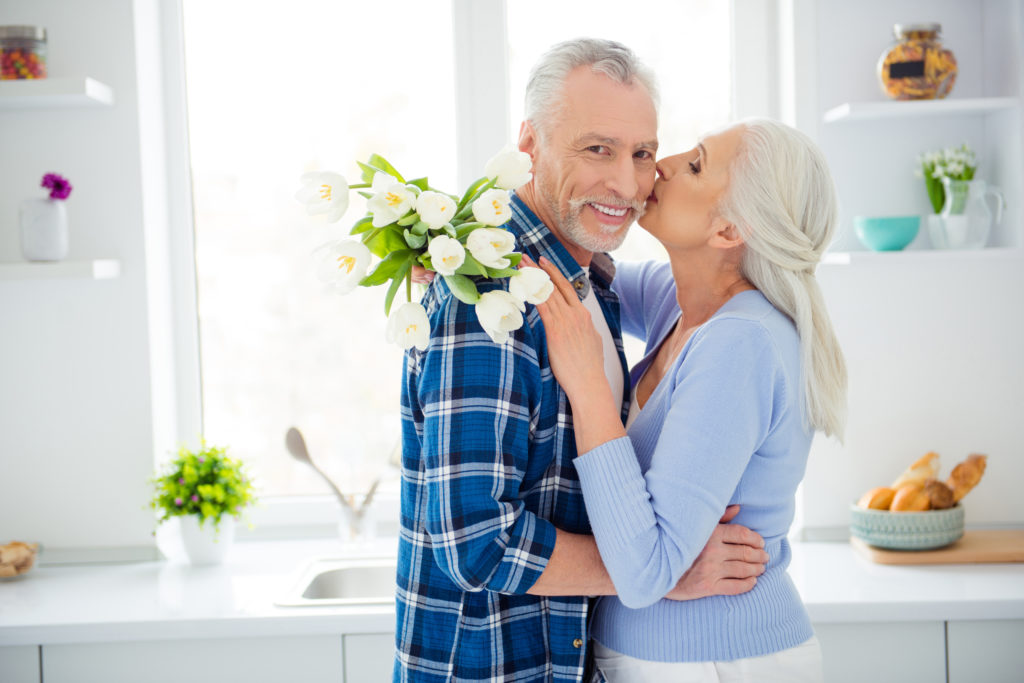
394;195;630;682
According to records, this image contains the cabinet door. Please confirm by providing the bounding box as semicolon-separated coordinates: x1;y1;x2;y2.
814;622;946;683
43;636;343;683
947;619;1024;683
0;646;40;683
343;633;394;682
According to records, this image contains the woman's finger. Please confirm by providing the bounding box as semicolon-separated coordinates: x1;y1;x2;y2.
537;256;581;304
411;264;434;284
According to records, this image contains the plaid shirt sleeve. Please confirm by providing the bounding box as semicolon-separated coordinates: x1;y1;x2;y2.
414;283;557;594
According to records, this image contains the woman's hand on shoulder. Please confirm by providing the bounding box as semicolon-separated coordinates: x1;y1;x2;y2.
529;255;608;401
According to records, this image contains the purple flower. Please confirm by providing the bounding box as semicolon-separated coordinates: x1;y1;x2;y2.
191;494;199;503
198;457;205;464
174;497;184;506
178;478;185;485
41;173;73;200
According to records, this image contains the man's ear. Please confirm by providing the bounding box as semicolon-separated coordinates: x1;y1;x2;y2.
709;218;745;249
518;120;537;158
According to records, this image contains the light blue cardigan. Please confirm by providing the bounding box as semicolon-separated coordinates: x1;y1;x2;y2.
573;260;816;662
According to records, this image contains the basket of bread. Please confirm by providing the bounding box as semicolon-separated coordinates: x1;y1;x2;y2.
850;452;986;550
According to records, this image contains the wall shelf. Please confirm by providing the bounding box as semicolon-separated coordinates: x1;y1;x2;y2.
821;246;1022;265
0;77;114;109
823;97;1018;123
0;259;121;280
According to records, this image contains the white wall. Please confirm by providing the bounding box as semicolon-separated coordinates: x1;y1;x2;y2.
0;0;179;558
795;0;1024;535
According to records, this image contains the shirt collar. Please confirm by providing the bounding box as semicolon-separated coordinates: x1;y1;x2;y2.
508;193;617;300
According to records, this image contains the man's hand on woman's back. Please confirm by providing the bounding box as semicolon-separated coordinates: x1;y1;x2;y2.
665;505;768;601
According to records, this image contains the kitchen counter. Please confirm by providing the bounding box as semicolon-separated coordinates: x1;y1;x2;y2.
2;538;1023;647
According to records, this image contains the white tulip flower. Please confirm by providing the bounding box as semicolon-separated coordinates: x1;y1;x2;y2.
295;171;349;223
472;188;513;226
475;290;526;344
312;239;372;294
368;172;416;227
427;235;466;276
386;302;431;351
484;148;533;190
508;266;554;305
466;227;516;270
415;191;457;229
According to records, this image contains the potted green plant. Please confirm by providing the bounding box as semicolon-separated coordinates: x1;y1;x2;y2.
150;442;256;565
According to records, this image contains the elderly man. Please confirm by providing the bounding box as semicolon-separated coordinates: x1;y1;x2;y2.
395;38;766;683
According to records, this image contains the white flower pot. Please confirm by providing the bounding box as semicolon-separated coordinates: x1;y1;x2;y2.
19;198;69;261
179;515;235;565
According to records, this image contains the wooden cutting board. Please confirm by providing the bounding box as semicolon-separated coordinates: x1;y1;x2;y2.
851;529;1024;565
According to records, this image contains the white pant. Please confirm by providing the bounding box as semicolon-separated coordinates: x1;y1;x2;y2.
592;636;823;683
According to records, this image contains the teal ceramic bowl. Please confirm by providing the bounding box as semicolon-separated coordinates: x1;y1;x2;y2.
854;215;921;251
849;503;964;550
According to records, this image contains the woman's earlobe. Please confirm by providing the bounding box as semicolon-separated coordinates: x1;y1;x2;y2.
710;220;744;248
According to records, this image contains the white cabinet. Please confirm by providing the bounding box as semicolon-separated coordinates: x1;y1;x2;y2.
42;636;343;683
343;633;394;682
947;619;1024;683
0;646;40;683
814;621;946;683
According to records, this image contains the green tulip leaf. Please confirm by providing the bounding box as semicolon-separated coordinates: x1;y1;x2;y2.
456;176;490;212
485;266;519;279
368;154;406;183
361;249;416;287
443;274;481;304
349;215;375;235
384;257;414;316
403;228;427;249
397;212;420;227
456;252;489;277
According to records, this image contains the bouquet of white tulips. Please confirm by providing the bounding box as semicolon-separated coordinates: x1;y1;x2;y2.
296;149;553;348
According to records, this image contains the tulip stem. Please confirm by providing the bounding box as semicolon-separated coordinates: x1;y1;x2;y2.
349;183;370;189
406;272;412;302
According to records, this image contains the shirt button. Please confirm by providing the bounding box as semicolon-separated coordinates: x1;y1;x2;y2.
573;280;585;291
572;638;583;649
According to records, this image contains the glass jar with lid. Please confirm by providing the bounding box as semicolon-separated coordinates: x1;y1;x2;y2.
877;23;957;100
0;25;48;80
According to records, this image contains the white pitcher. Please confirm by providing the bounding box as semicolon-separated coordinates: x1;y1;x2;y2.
928;178;1005;250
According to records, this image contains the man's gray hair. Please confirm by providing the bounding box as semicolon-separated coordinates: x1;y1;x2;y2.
524;38;659;137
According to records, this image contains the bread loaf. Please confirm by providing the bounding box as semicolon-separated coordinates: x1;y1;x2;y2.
857;486;896;510
947;453;987;502
890;483;931;512
923;479;955;509
891;451;939;489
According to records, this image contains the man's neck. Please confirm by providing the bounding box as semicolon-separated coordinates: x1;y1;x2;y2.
515;184;594;268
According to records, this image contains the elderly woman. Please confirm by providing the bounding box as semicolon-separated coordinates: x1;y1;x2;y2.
532;118;847;682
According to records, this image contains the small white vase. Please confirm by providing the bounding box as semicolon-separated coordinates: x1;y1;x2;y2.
19;198;69;261
179;515;235;565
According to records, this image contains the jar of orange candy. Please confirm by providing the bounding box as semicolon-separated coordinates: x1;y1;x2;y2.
877;23;957;100
0;26;48;80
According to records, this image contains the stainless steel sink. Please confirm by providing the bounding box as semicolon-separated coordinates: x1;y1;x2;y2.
276;557;397;607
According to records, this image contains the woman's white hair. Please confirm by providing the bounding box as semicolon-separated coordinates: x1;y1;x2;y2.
524;38;658;138
718;118;848;440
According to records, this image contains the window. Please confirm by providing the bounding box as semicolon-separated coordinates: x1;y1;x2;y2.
182;0;456;501
181;0;732;513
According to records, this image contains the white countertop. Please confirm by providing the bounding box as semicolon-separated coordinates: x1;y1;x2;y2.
2;538;1022;647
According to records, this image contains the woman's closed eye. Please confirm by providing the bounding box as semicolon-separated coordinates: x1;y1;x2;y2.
689;159;701;174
